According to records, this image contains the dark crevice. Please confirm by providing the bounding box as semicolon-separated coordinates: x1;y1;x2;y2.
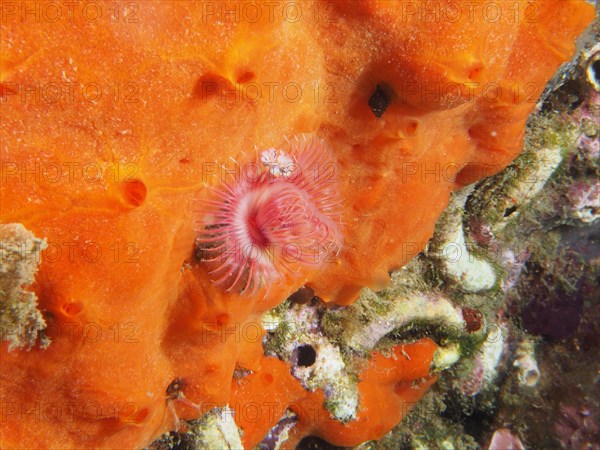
368;84;393;118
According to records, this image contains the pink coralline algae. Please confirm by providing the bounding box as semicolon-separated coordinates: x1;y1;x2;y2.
567;181;600;224
488;428;525;450
555;404;600;450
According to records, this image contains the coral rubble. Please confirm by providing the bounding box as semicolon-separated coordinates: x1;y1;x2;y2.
0;223;49;351
363;21;600;449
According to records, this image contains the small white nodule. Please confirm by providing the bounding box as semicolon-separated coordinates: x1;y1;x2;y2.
513;340;541;387
261;148;295;177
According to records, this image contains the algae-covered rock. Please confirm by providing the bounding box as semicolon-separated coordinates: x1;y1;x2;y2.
0;223;49;350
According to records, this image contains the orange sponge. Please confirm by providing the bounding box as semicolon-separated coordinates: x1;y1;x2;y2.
0;1;594;448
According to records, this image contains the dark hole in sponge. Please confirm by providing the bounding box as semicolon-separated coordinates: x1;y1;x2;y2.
368;83;393;118
296;436;347;450
504;206;517;217
236;71;255;84
295;344;317;367
287;286;315;304
61;302;83;316
166;378;186;400
122;179;147;207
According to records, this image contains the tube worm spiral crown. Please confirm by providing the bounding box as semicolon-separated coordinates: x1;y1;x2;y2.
195;135;343;294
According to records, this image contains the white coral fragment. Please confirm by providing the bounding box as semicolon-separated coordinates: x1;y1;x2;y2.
431;187;497;292
567;181;600;224
271;303;359;422
345;291;466;353
440;224;497;292
480;322;506;386
432;343;462;371
190;406;243;450
513;340;541;388
286;336;358;422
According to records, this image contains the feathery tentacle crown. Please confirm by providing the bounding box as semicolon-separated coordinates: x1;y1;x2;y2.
195;135;343;295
